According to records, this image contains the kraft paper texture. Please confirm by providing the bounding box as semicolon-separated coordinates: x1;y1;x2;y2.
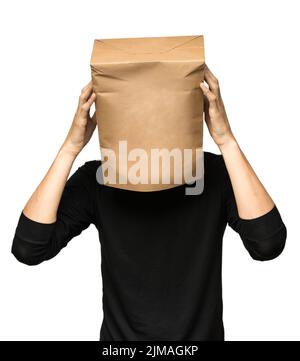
90;35;205;191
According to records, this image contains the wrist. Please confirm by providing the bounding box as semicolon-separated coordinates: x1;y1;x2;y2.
218;134;239;154
59;142;81;160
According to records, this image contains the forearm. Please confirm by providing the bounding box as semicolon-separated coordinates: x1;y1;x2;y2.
23;145;77;223
219;136;274;219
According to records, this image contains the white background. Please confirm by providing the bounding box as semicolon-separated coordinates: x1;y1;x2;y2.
0;0;299;341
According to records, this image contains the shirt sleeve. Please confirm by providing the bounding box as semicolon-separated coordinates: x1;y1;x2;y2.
11;161;98;266
218;155;287;261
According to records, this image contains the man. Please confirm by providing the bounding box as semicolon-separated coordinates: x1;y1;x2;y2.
12;65;287;340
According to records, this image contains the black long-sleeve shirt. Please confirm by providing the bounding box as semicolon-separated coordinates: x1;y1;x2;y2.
11;152;287;341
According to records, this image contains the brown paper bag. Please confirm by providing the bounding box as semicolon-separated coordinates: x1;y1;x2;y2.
90;35;205;192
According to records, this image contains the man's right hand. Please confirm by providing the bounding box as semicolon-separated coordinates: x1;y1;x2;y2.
62;81;97;157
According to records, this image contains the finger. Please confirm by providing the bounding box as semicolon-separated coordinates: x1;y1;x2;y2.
91;111;97;126
80;82;93;99
84;118;97;145
204;65;220;95
81;92;96;112
203;93;209;114
79;81;94;106
203;94;210;121
200;82;217;105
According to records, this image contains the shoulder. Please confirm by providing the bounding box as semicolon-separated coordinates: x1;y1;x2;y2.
204;151;224;170
203;151;229;187
69;160;101;188
79;160;101;173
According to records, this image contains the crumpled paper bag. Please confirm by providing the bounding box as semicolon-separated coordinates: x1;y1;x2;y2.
90;35;205;192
